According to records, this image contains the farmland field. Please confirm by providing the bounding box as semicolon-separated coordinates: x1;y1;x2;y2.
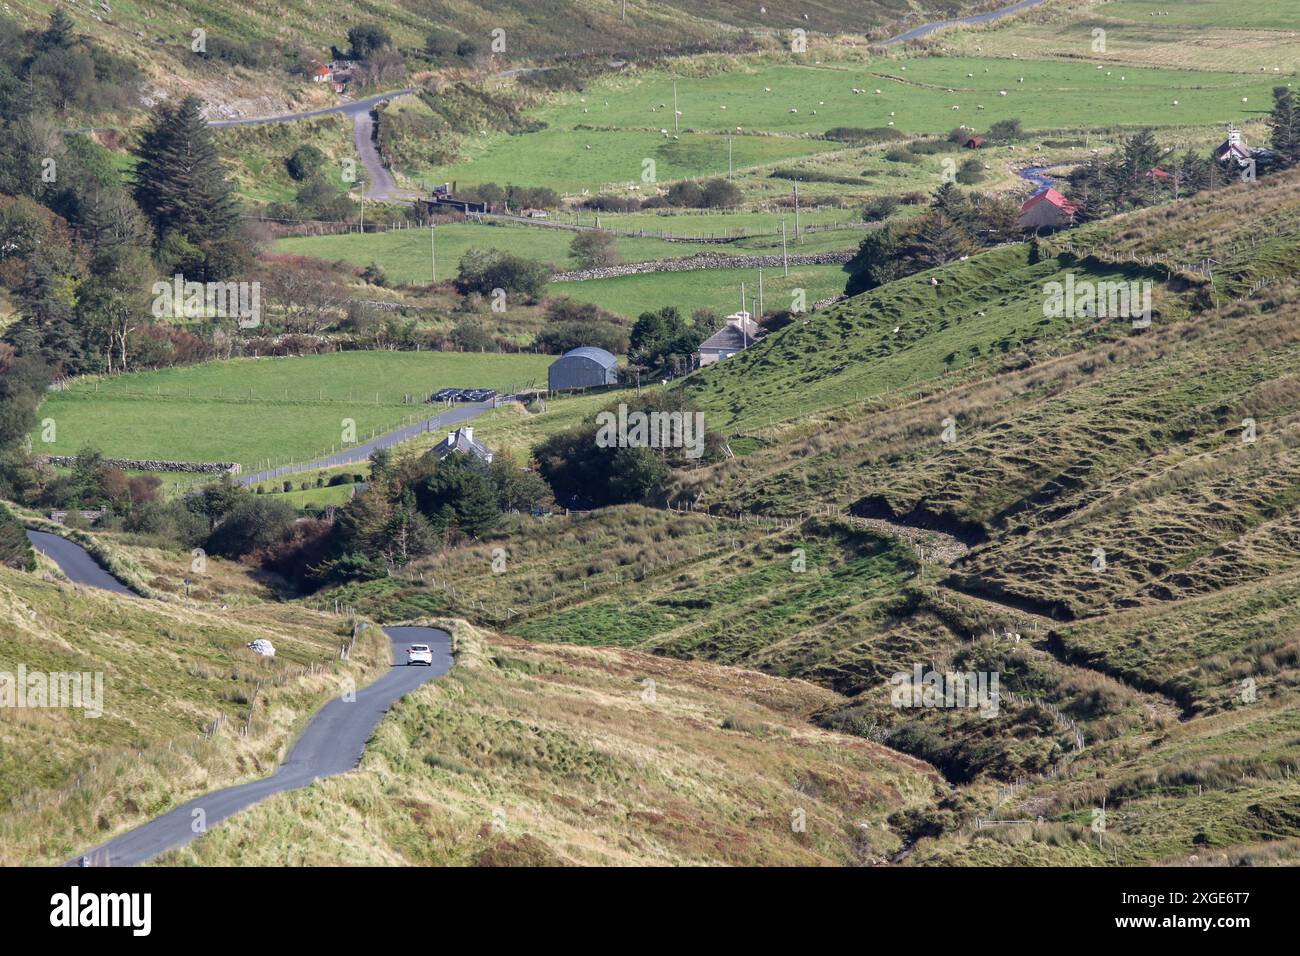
943;0;1300;74
416;57;1280;191
274;222;732;283
34;353;552;469
548;263;848;321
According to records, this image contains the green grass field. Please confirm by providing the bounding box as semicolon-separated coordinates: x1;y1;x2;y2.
35;352;552;469
416;127;841;193
549;263;847;321
273;222;734;284
418;57;1280;191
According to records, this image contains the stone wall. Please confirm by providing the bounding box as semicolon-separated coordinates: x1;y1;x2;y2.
550;251;854;282
42;456;241;476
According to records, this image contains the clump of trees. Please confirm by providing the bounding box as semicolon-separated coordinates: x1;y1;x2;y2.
581;177;742;213
844;183;1020;294
308;447;552;584
629;306;707;374
535;393;722;508
455;248;550;299
535;299;629;355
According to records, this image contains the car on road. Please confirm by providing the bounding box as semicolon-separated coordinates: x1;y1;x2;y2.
407;644;434;666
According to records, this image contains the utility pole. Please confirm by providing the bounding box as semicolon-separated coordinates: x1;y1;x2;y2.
781;219;789;276
430;222;436;282
358;182;364;233
757;266;763;319
793;182;800;238
622;0;627;21
673;78;679;133
728;137;733;180
740;283;748;349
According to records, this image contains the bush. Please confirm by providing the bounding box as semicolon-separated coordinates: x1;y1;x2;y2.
206;498;297;559
884;147;920;164
455;248;549;299
570;229;621;269
286;144;325;181
862;195;900;222
283;481;293;493
0;502;34;571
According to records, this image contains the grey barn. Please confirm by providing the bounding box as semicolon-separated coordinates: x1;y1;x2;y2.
548;346;618;392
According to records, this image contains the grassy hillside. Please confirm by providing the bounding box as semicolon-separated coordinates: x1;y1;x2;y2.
161;619;940;866
303;166;1300;864
0;554;389;865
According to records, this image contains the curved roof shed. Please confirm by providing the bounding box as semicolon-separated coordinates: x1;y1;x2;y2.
548;347;618;392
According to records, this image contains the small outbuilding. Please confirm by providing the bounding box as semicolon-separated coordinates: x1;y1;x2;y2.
548;346;618;392
964;136;985;149
1018;187;1079;230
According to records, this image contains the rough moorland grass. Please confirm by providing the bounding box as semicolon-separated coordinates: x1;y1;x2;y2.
34;352;552;468
945;0;1300;74
0;560;388;865
160;620;941;866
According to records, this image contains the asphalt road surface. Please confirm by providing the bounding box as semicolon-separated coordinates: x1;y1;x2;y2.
25;530;138;596
237;399;498;486
72;626;453;867
885;0;1050;45
206;89;414;128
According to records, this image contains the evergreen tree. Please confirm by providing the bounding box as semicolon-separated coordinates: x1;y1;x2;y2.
1267;86;1300;168
906;210;975;271
132;96;241;274
37;10;75;53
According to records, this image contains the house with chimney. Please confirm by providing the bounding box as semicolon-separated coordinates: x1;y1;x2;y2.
698;312;762;366
429;426;493;464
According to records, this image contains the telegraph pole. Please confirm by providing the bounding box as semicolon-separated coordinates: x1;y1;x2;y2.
728;137;733;180
673;78;679;133
781;219;789;276
430;222;436;282
757;267;763;319
793;182;800;238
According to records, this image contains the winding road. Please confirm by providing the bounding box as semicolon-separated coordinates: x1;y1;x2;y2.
25;530;138;596
72;626;453;866
25;521;454;866
884;0;1050;45
208;89;416;202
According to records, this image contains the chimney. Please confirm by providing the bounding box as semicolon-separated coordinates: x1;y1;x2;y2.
1228;126;1242;147
462;427;473;442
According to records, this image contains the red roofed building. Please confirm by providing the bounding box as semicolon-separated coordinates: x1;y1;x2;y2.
310;63;333;83
1018;187;1078;230
964;135;985;149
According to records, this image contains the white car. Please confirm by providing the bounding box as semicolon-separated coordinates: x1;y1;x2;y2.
407;644;433;666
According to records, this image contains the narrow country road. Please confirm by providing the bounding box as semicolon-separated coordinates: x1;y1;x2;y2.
71;626;453;867
205;89;414;128
25;530;138;596
236;399;499;487
884;0;1050;45
208;89;417;202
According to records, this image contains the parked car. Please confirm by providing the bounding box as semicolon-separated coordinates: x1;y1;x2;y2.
407;644;433;666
